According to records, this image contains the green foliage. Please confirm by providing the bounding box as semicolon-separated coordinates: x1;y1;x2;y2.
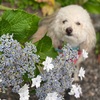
95;33;100;55
3;0;44;10
83;0;100;14
0;0;2;4
0;10;40;44
2;0;100;14
35;35;58;60
0;9;58;60
56;0;100;14
23;73;32;83
56;0;82;6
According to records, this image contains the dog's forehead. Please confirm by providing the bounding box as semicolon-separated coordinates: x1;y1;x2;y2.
57;5;90;21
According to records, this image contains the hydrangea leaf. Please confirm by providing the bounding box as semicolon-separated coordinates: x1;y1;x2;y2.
83;1;100;14
35;35;58;59
0;10;40;44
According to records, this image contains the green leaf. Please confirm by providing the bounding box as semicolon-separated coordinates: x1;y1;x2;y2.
35;35;58;59
83;0;100;14
0;9;40;44
95;33;100;55
34;66;40;77
23;73;31;83
0;0;2;4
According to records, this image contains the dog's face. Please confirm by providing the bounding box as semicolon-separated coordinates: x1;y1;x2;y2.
53;5;93;47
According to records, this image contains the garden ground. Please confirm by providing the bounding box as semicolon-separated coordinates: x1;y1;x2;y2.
0;2;100;100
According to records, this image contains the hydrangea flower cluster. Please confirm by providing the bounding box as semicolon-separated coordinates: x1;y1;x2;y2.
0;34;39;93
0;34;87;100
36;44;78;100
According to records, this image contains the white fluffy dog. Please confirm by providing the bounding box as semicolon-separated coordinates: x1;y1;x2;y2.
32;5;96;51
32;5;96;80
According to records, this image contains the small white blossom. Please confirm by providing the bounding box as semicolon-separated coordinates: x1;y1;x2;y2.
78;67;85;80
69;84;82;98
0;79;2;82
31;75;42;88
18;84;29;100
45;92;60;100
42;56;54;72
82;49;88;59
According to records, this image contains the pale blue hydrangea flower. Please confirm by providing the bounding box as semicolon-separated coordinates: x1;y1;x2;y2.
36;44;78;100
0;34;39;93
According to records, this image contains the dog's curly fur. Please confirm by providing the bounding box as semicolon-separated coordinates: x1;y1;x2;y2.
32;5;96;80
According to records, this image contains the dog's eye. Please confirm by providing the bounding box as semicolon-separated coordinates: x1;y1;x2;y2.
76;22;81;25
62;20;67;24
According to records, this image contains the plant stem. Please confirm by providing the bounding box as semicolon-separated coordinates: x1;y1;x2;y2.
0;5;14;10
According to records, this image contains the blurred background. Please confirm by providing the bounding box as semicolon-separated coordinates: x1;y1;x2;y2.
0;0;100;100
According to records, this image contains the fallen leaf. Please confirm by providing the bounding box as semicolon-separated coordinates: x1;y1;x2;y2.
42;4;54;16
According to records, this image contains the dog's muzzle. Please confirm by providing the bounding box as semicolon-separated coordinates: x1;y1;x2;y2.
66;27;73;36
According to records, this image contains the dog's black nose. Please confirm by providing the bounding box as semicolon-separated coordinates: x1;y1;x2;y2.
66;27;73;36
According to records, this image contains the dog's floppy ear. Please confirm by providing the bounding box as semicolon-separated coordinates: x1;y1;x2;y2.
31;10;59;43
80;20;96;52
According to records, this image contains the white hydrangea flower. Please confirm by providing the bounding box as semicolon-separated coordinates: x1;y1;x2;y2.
0;72;2;82
42;56;54;72
69;84;82;98
0;79;2;82
82;49;88;59
78;67;85;80
45;92;59;100
31;75;42;88
18;84;29;100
